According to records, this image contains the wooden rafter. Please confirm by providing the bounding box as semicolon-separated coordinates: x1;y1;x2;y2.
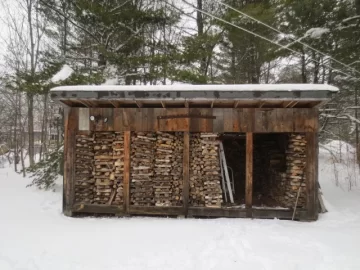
259;101;266;108
110;101;119;108
78;100;91;108
290;101;299;108
135;101;143;108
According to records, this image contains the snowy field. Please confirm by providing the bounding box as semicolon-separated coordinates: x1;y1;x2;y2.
1;145;360;270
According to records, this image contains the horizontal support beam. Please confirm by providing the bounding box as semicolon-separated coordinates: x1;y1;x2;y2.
129;206;184;216
72;204;124;214
157;114;216;120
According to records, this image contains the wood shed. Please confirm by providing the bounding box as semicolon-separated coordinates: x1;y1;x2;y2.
51;84;338;221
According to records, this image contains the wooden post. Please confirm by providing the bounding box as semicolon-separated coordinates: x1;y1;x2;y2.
123;131;131;214
245;132;253;218
305;132;318;220
63;108;78;217
183;132;190;216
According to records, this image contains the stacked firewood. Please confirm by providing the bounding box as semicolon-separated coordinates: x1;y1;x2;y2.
273;134;307;208
130;132;156;206
93;132;115;205
154;132;174;206
112;132;124;205
153;132;184;206
74;134;95;203
171;132;183;206
284;134;307;208
190;133;223;208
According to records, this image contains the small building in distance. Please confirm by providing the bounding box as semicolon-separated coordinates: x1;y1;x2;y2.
51;84;338;221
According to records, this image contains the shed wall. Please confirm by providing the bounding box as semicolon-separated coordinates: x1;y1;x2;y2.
63;108;319;220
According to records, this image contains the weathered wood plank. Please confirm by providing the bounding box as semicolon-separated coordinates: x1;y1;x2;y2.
243;109;255;132
183;132;190;215
129;206;183;216
213;109;224;133
189;108;201;132
135;108;143;131
223;109;233;132
72;204;124;214
188;207;247;218
123;131;131;214
199;109;213;132
246;132;253;218
277;108;294;132
78;108;90;131
87;108;317;133
63;108;78;216
114;109;124;131
188;207;308;220
252;209;308;220
305;132;318;220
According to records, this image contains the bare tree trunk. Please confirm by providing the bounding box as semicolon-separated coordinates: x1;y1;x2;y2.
27;92;35;166
14;92;19;172
197;0;208;81
27;0;36;167
39;94;48;160
355;88;360;168
301;48;307;83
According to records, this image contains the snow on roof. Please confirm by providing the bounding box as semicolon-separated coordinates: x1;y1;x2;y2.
51;84;339;93
51;65;74;83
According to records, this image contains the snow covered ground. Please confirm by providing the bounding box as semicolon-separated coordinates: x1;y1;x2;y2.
1;147;360;270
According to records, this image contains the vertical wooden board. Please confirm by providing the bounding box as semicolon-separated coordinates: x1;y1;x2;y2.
276;109;293;132
189;108;201;132
157;108;167;131
304;109;318;132
183;132;190;215
293;109;316;132
254;110;265;132
232;109;240;132
123;109;136;131
245;132;253;218
135;108;143;131
223;109;233;132
89;108;99;131
103;108;114;131
213;109;224;133
63;108;78;215
78;108;90;131
123;131;131;214
243;109;255;132
146;108;155;132
267;109;278;132
114;109;124;131
305;132;317;220
141;108;149;131
153;109;162;131
199;109;213;132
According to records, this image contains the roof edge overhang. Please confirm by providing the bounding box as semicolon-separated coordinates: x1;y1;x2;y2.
50;84;338;109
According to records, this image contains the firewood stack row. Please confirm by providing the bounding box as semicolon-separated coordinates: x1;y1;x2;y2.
170;132;184;206
93;132;115;205
284;134;307;208
153;132;184;206
130;132;156;206
112;132;125;205
75;134;95;203
190;133;223;208
273;134;307;208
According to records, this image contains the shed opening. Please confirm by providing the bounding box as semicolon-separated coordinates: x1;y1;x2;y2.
221;133;307;209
